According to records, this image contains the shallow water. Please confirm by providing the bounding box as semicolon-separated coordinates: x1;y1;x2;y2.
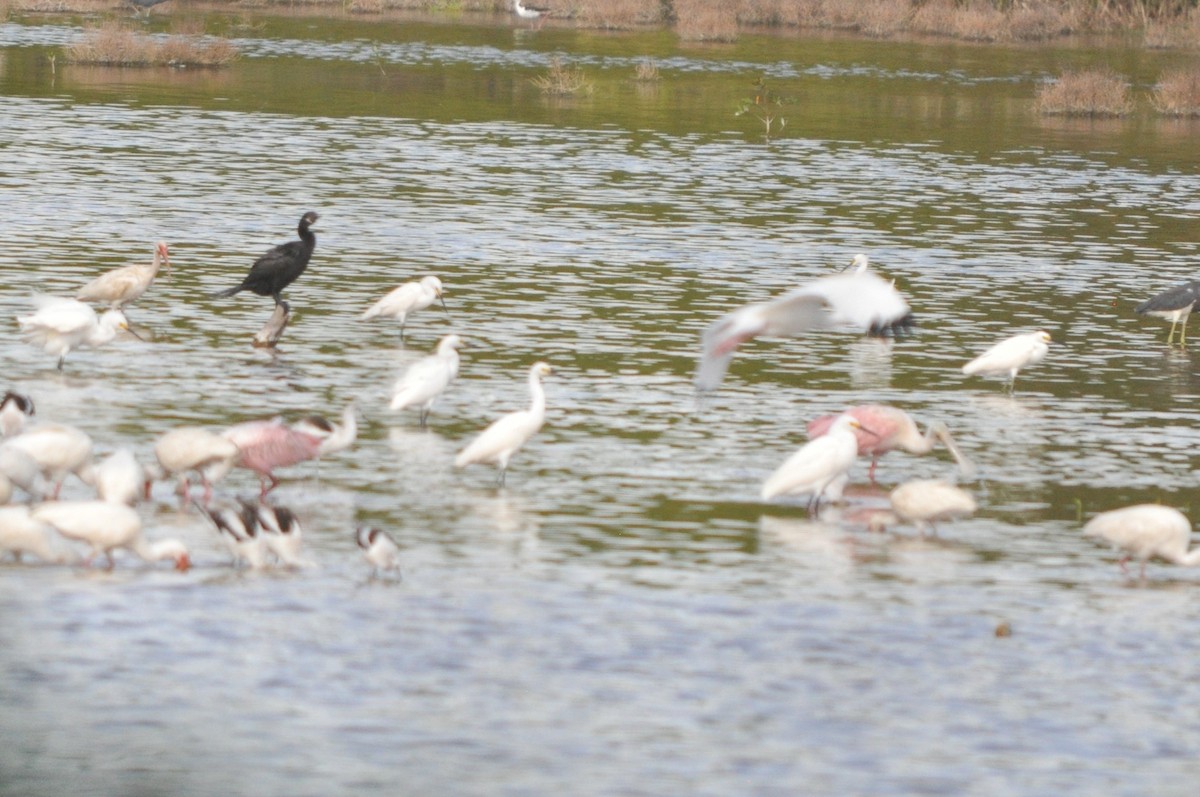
2;11;1200;795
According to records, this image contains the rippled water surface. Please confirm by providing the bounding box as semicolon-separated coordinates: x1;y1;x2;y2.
2;12;1200;795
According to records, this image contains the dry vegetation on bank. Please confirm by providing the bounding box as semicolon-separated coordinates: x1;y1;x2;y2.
1152;65;1200;115
3;0;1200;48
66;22;238;66
1034;68;1134;116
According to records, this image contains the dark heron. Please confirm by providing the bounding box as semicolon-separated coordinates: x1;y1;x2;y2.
212;211;318;305
1135;281;1200;346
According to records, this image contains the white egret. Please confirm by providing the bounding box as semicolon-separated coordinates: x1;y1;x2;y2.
888;479;977;536
389;335;465;426
76;241;170;310
0;391;35;437
1136;280;1200;346
32;500;190;570
1083;504;1200;578
361;275;447;342
695;254;913;391
761;414;870;506
807;404;974;482
356;526;402;576
962;330;1051;391
18;297;135;370
456;361;553;486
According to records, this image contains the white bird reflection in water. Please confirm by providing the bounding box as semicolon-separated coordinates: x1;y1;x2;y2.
844;337;895;391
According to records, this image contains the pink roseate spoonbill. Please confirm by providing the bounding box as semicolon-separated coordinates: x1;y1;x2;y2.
962;330;1051;392
94;448;145;506
211;211;318;306
240;499;307;567
362;276;448;343
356;525;401;577
17;297;136;370
695;254;914;392
76;241;170;310
0;505;80;564
32;500;190;570
806;405;975;483
1083;504;1200;579
224;404;356;496
0;391;35;437
149;427;240;504
888;479;977;537
761;414;871;507
1;424;94;498
195;500;268;569
456;362;553;486
389;335;465;426
1136;280;1200;346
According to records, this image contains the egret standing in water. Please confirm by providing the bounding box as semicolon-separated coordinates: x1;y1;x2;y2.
761;414;871;508
1083;504;1200;579
211;211;318;306
362;276;448;343
389;334;465;426
962;330;1051;391
456;362;553;486
806;404;974;483
695;254;913;392
1136;280;1200;346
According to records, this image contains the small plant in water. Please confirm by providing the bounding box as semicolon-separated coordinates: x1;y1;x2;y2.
531;56;593;96
66;23;237;68
1152;66;1200;117
634;57;660;82
736;76;787;141
1034;68;1132;117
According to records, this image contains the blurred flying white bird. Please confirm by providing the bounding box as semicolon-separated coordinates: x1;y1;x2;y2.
962;330;1051;391
456;361;553;486
32;500;190;570
76;241;170;310
1083;504;1200;579
695;254;914;391
389;335;465;426
888;479;977;537
761;414;870;506
361;275;448;342
18;297;136;370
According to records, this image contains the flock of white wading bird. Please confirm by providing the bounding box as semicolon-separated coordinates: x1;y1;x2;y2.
2;215;1199;580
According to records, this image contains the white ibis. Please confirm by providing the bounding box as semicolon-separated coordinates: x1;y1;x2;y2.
76;241;170;310
32;500;190;570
